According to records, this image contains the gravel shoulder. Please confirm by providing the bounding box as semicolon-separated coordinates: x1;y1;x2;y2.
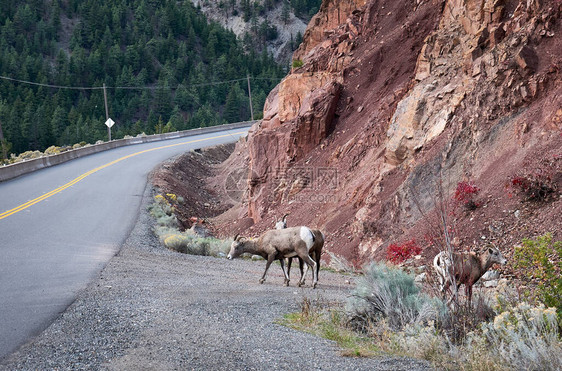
0;184;432;370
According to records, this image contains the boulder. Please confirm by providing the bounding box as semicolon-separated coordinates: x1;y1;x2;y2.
515;45;539;73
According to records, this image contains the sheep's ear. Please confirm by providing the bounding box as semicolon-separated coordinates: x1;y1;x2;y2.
488;247;494;254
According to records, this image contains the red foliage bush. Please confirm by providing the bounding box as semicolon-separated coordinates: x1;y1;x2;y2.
508;155;560;202
386;239;422;264
454;181;480;210
509;172;556;202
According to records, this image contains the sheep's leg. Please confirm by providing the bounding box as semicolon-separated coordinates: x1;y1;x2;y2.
297;258;307;287
287;258;292;281
279;258;290;286
314;251;321;282
259;255;276;284
299;252;318;286
437;274;444;293
298;254;317;288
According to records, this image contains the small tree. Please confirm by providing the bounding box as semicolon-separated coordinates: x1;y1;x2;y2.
281;0;291;24
514;233;562;320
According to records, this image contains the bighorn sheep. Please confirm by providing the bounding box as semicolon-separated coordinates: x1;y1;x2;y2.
433;246;507;305
291;229;324;287
273;214;324;287
228;226;323;288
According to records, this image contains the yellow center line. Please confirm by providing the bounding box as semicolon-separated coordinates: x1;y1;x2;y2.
0;131;246;220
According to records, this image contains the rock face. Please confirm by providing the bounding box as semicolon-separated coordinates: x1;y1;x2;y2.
294;0;367;62
213;0;562;268
189;0;308;63
248;74;342;220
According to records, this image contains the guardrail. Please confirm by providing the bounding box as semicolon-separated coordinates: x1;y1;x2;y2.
0;121;256;183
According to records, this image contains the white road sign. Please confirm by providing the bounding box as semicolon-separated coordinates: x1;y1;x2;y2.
105;118;115;128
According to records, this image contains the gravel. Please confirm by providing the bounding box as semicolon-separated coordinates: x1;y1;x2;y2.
0;184;433;370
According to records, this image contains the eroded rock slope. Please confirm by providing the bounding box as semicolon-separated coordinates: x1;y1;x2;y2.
179;0;562;268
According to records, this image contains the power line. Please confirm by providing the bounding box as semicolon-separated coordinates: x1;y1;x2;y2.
0;74;282;91
0;75;102;90
109;77;249;90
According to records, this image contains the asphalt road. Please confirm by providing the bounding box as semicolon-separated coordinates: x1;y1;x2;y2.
0;127;248;361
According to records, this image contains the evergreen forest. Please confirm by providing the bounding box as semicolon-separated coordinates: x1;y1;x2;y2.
0;0;288;157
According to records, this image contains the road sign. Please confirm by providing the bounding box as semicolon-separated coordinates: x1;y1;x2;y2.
105;118;115;128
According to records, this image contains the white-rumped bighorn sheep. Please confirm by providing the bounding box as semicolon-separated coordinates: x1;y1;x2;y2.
272;214;324;287
293;228;324;287
228;226;324;288
433;246;507;305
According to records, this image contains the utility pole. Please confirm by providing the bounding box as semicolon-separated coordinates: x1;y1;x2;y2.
247;74;254;121
0;118;7;160
103;83;111;141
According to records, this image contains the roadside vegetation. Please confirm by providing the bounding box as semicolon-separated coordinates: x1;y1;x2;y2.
282;255;562;370
148;191;231;257
0;142;88;165
282;174;561;370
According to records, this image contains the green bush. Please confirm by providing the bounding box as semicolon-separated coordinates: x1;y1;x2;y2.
292;59;304;69
346;263;447;331
514;233;562;319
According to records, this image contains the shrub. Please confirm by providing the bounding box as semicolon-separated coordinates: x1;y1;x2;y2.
346;263;446;331
453;181;480;210
149;192;230;257
164;233;208;255
509;170;557;202
149;194;178;229
514;233;562;319
44;146;62;155
474;302;562;370
72;142;88;149
292;59;304;69
386;239;422;264
13;150;43;162
441;295;496;344
389;322;450;365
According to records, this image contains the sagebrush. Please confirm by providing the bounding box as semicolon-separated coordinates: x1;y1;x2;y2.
346;263;446;331
149;192;230;257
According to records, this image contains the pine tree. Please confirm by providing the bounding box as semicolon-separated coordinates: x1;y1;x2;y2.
281;0;290;24
224;85;241;123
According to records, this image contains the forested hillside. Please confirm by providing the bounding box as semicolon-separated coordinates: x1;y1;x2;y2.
0;0;285;157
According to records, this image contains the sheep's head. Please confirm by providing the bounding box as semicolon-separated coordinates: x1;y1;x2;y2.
487;246;507;266
227;234;245;260
275;220;286;229
275;214;288;230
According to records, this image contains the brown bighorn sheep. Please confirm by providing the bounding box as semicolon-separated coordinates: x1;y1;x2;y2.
228;226;323;288
273;215;324;287
433;246;507;305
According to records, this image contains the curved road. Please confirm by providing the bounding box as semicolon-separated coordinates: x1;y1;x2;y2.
0;127;248;360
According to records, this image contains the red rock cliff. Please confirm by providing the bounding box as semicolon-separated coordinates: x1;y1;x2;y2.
216;0;562;268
